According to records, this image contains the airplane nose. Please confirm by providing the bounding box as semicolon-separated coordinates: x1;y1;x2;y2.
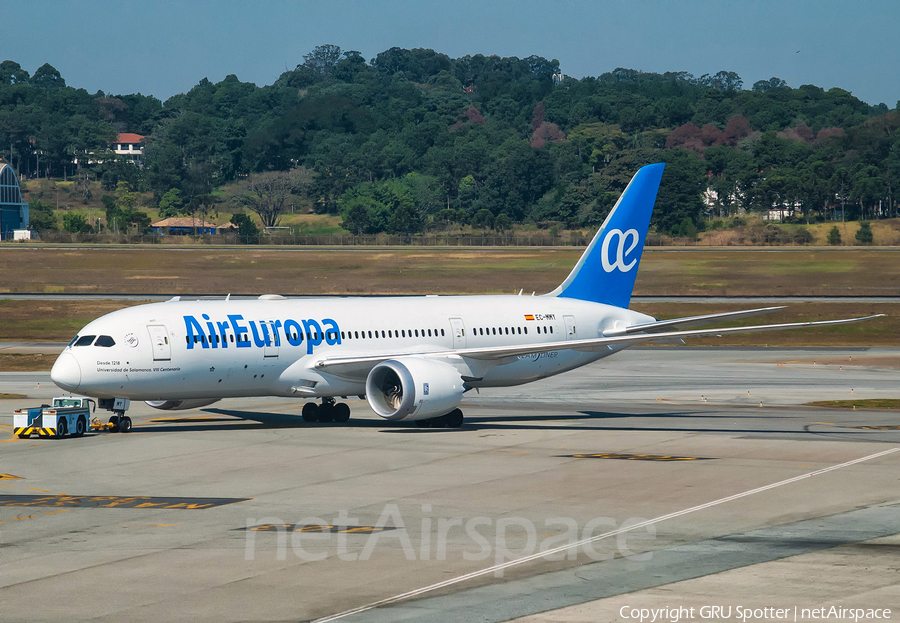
51;352;81;392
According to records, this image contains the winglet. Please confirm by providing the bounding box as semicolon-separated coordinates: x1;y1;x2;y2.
548;163;665;308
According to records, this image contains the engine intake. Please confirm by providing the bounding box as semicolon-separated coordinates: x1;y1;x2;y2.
145;399;220;411
365;358;463;421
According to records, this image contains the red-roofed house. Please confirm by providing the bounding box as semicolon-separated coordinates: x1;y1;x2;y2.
112;133;145;165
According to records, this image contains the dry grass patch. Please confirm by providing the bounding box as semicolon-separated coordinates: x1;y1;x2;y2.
0;300;143;341
3;247;899;296
629;302;898;346
805;399;900;410
0;354;53;371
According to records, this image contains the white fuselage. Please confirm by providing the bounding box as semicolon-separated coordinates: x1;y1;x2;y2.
53;295;653;401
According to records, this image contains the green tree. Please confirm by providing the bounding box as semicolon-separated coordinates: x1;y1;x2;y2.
471;208;494;231
230;213;259;244
30;63;66;89
855;221;873;244
27;197;56;232
62;212;92;233
340;196;388;234
827;226;842;245
654;149;706;234
158;188;184;218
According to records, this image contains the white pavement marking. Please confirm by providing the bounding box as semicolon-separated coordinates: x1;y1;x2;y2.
313;447;900;623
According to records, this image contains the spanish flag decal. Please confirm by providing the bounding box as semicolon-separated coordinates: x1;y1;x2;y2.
524;314;535;321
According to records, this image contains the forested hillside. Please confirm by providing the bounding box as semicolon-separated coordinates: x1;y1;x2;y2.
1;46;898;237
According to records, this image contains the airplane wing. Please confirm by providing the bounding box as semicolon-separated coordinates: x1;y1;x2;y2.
313;313;883;375
604;306;786;335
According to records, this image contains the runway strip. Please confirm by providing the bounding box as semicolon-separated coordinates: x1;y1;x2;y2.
315;447;899;622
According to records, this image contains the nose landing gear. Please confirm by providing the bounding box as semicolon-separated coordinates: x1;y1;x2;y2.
108;412;132;433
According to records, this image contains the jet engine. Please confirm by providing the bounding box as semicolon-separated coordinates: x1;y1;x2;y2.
145;399;221;411
365;358;463;421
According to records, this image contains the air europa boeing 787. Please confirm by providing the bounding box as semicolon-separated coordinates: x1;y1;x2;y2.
50;164;879;431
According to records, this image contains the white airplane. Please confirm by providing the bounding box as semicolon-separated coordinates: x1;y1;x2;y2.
50;164;880;431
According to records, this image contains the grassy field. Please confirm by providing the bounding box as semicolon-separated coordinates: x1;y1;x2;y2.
0;300;144;341
2;247;900;296
629;303;898;346
805;399;900;410
0;355;53;371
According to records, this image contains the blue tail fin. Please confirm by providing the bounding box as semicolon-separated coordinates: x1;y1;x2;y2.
548;163;665;308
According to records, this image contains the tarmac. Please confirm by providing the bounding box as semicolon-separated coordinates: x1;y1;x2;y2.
0;346;898;623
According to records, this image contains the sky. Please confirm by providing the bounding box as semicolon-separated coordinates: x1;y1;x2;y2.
2;0;899;107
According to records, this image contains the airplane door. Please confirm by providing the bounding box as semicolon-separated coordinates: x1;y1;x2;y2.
147;325;171;361
564;315;577;341
449;318;466;349
264;321;279;358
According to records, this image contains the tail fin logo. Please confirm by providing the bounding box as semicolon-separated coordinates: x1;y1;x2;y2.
600;228;639;273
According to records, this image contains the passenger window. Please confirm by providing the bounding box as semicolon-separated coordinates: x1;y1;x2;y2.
368;331;372;338
492;328;496;335
381;330;386;338
550;326;553;334
402;330;406;337
428;329;432;337
518;327;522;334
354;331;359;339
74;335;96;347
524;327;528;334
186;336;190;345
441;329;445;336
414;330;418;337
95;335;116;347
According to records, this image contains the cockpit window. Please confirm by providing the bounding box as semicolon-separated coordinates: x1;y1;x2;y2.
74;335;96;347
95;335;116;347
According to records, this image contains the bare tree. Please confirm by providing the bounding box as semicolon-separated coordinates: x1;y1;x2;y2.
230;168;315;228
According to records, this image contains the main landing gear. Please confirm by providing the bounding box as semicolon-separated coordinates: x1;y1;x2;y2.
302;397;351;424
415;408;464;429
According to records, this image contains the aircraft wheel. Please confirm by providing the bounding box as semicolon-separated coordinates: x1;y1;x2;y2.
445;409;464;428
415;419;430;428
118;416;132;433
429;416;447;428
109;415;120;432
318;403;334;423
74;416;87;437
301;402;319;422
333;403;351;423
56;419;68;438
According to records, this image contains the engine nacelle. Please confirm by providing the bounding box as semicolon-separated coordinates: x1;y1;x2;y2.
144;399;221;411
365;358;463;421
